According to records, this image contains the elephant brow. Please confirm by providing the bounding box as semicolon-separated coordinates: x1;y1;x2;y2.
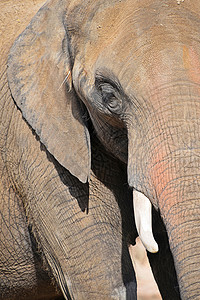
95;69;122;92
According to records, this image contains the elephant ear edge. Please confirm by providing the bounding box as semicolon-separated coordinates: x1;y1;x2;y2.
7;1;91;183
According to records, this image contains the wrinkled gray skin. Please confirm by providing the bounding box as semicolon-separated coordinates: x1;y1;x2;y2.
1;0;200;299
1;2;137;299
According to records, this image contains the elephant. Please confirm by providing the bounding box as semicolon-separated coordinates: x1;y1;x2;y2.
1;0;200;298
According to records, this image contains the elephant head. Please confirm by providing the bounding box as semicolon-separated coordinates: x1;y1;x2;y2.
7;0;200;298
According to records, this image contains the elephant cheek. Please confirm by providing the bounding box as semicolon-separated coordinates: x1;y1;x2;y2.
127;130;143;188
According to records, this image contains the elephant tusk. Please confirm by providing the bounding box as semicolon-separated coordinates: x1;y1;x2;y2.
133;190;159;253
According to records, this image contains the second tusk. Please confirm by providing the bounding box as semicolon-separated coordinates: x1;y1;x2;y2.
133;190;159;253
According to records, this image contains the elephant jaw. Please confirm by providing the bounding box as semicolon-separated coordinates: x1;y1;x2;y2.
133;190;158;253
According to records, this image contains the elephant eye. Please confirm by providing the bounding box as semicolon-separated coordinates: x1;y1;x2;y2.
99;83;122;114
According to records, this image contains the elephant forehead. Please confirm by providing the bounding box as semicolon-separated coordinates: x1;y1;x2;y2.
68;0;200;73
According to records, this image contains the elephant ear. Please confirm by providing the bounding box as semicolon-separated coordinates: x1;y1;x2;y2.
7;1;90;183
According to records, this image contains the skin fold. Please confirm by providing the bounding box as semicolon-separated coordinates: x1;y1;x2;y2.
1;0;200;299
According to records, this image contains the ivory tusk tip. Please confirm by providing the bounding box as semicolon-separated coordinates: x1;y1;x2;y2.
147;244;159;253
140;234;159;253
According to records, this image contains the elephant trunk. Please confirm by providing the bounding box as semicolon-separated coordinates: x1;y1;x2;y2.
128;86;200;299
154;170;200;300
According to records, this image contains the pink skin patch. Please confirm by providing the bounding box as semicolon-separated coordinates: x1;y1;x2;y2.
147;46;200;211
149;143;173;206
